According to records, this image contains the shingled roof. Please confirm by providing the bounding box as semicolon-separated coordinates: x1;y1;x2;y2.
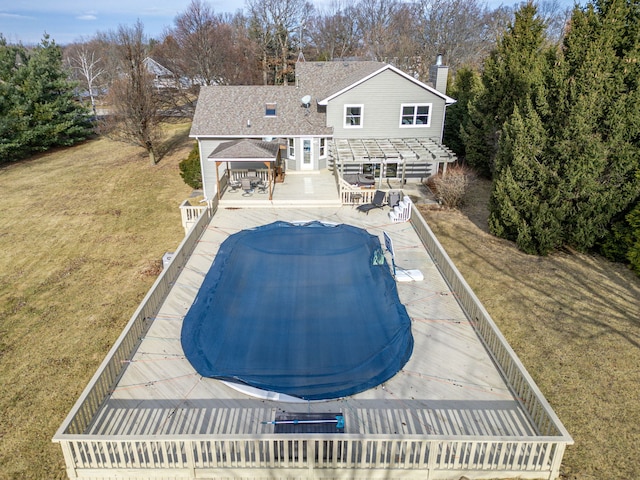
294;61;387;103
208;139;281;160
190;60;453;139
190;85;332;138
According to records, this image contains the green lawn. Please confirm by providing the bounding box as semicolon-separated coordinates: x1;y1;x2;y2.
0;124;193;479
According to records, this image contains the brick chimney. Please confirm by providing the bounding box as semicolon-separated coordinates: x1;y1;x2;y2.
429;54;449;94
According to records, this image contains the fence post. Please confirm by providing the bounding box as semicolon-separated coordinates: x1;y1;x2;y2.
425;440;436;480
185;440;196;477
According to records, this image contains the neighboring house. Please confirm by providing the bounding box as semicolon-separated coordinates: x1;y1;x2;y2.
143;57;179;90
190;58;457;200
144;57;205;90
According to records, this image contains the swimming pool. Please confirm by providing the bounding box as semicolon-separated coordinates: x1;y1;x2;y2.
181;221;413;400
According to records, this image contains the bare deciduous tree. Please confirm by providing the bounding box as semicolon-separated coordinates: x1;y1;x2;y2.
247;0;314;84
413;0;499;75
354;0;397;60
308;0;360;60
169;0;224;86
103;20;163;165
64;41;106;119
160;3;260;86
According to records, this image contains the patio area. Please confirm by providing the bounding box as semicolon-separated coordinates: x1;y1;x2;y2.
220;169;342;207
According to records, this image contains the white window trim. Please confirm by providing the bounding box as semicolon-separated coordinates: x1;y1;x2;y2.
399;103;432;128
319;138;327;158
288;138;295;159
344;104;364;128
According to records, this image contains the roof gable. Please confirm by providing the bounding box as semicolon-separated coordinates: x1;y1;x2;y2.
295;61;387;104
316;64;455;105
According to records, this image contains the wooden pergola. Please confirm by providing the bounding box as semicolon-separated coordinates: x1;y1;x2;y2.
208;139;282;201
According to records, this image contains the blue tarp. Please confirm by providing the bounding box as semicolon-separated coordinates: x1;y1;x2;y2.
181;221;413;400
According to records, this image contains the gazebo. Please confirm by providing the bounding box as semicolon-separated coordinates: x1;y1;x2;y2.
208;139;283;200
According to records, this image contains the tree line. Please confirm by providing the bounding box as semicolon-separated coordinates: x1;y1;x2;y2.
3;0;557;166
446;0;640;274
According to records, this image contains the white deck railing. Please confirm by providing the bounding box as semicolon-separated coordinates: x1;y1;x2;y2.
337;176;378;205
58;435;567;479
53;203;572;480
179;200;207;234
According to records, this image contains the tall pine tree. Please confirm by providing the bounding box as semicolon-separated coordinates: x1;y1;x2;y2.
443;67;482;158
489;100;563;254
462;2;551;177
0;34;91;163
475;0;640;257
552;0;640;250
0;36;27;161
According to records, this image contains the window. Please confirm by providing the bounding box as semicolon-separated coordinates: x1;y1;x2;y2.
363;162;380;177
319;138;326;158
400;103;431;127
265;102;277;116
288;138;295;159
344;105;363;128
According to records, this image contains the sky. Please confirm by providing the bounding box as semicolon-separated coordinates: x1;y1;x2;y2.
0;0;244;45
1;0;575;46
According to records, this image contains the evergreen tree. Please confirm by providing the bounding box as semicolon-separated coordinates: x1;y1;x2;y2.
0;36;26;160
443;67;482;158
489;101;563;254
475;0;640;257
0;35;91;163
552;0;640;250
599;200;640;267
462;2;552;177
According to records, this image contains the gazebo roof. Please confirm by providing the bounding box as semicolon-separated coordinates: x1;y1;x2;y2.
209;139;281;161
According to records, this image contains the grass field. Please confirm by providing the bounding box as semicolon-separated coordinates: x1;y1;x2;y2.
418;180;640;480
0;131;638;479
0;123;193;479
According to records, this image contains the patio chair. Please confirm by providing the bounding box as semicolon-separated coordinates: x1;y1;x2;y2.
357;190;386;214
256;178;268;194
241;178;254;196
228;179;242;192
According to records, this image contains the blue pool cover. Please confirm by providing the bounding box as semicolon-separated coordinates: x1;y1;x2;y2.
181;221;413;400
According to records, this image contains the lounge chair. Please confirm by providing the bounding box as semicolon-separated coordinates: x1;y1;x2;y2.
357;190;386;214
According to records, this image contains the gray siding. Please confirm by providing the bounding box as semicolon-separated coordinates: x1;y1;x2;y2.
198;139;225;199
327;69;447;141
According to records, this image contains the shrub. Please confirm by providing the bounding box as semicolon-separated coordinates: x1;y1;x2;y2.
427;164;475;208
179;144;202;189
